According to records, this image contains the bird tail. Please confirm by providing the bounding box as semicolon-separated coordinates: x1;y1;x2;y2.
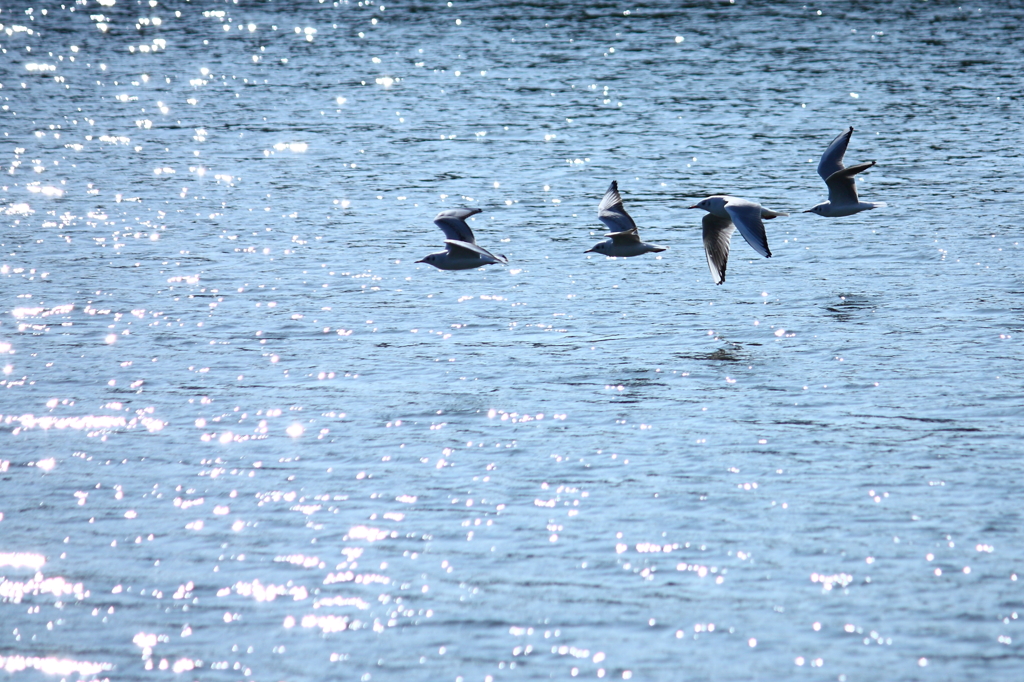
869;202;888;209
652;245;669;253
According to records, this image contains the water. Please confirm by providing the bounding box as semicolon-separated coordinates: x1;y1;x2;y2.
2;1;1024;680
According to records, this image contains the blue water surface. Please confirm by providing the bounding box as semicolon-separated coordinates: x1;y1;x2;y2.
2;1;1024;680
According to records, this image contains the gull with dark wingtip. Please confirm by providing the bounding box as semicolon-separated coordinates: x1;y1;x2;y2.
416;208;508;270
585;181;668;257
689;195;787;285
804;127;887;217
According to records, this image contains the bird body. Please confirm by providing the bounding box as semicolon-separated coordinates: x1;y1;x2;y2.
805;127;886;217
586;181;667;257
417;208;508;270
689;195;787;285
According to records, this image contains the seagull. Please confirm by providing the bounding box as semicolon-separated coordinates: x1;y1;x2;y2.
804;127;886;217
416;208;508;270
688;195;788;285
585;181;668;257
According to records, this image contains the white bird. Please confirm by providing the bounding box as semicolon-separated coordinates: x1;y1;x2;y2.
585;181;668;257
416;208;508;270
689;195;788;285
804;127;886;217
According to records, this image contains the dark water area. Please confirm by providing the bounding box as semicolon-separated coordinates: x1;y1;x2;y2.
2;1;1024;680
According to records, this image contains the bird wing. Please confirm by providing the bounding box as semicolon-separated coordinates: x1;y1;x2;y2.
702;213;735;285
444;239;505;263
817;127;853;182
436;207;482;221
434;208;482;243
606;228;642;244
724;201;772;258
597;181;637;233
825;161;875;206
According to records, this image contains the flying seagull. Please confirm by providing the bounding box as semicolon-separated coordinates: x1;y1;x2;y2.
689;195;787;285
585;181;668;257
416;208;508;270
804;127;886;217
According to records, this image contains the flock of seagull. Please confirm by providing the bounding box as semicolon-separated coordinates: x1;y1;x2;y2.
416;127;886;284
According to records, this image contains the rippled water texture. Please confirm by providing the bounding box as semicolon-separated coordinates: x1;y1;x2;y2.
2;1;1024;680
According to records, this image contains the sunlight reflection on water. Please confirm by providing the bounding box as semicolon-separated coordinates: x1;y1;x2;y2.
1;1;1024;681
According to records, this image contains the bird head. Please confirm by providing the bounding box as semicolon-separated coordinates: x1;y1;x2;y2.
688;196;725;212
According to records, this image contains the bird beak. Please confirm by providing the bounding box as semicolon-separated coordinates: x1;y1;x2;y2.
415;258;427;263
801;209;813;213
584;248;595;253
687;204;699;209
